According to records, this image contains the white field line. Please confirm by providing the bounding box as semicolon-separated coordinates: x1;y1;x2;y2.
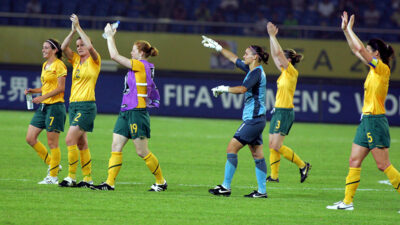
378;180;392;185
0;178;395;192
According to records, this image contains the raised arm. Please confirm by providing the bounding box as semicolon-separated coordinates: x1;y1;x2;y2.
61;23;76;61
267;22;289;70
220;48;239;64
70;14;99;62
104;23;131;69
341;12;372;65
201;35;238;63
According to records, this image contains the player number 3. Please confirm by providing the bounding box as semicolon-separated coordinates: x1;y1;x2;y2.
275;120;281;129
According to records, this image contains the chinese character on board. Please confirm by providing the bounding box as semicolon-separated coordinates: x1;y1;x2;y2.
0;76;7;100
7;76;28;102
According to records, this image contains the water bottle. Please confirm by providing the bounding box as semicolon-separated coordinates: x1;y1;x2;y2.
26;93;33;110
102;21;120;39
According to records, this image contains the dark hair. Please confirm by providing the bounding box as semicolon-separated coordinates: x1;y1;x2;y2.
367;38;394;67
250;45;269;64
284;49;304;66
46;39;62;59
135;40;159;58
76;37;93;44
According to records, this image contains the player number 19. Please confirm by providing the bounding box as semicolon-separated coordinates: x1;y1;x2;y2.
130;123;138;134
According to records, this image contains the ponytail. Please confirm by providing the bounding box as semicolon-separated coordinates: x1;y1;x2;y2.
367;38;394;67
284;49;303;66
149;46;159;57
135;40;159;58
250;45;269;64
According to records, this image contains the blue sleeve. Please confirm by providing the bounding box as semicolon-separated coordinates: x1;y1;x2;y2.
235;59;250;73
242;68;261;89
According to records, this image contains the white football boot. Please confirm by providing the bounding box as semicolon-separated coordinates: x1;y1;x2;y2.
326;201;354;211
38;175;58;184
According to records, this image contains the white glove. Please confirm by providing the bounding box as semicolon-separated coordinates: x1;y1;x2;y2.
211;85;229;97
201;35;222;52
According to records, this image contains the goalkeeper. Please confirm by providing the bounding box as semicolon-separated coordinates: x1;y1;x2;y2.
202;35;269;198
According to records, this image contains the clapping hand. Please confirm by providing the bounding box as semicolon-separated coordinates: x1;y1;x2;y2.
267;22;278;36
348;14;355;30
70;14;80;28
341;11;355;31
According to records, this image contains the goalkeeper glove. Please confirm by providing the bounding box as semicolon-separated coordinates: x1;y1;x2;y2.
211;85;229;97
201;35;222;52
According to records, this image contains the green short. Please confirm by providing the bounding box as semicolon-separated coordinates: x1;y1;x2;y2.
113;109;151;139
353;114;390;149
269;108;294;136
30;102;66;133
69;101;97;132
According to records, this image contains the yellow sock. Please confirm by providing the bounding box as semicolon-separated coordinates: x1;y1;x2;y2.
49;147;61;177
67;145;79;180
106;152;122;187
343;167;361;204
269;148;281;179
32;141;51;165
143;152;164;184
279;145;306;168
384;164;400;194
80;148;92;182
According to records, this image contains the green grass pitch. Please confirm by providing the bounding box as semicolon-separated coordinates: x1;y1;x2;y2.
0;110;399;224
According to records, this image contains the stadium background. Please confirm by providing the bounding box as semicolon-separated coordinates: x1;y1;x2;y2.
1;1;400;224
1;0;400;125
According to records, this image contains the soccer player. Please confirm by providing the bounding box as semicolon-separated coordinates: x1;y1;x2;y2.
25;39;67;184
58;14;101;188
91;23;166;191
327;12;400;212
202;35;269;198
266;22;311;183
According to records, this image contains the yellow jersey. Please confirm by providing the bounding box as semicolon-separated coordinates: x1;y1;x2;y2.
274;63;298;108
362;58;390;115
69;52;101;102
40;59;67;104
131;59;147;108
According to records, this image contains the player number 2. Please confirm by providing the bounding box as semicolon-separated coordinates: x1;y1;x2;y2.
130;123;138;134
74;113;82;122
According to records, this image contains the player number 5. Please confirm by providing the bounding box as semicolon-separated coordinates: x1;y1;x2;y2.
367;132;373;143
